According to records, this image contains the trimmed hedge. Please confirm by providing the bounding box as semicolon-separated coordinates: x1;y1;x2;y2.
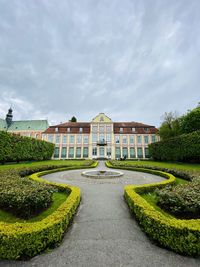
0;161;97;259
0;131;54;163
107;161;200;256
149;130;200;162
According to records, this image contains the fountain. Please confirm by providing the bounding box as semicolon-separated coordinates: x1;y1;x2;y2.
81;169;123;178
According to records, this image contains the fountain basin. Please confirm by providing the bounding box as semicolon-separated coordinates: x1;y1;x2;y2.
81;170;123;178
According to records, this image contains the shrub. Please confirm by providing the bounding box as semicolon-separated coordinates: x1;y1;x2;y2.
0;131;54;163
149;130;200;162
155;179;200;218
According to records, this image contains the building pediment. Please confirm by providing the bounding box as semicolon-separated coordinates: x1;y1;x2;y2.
91;113;112;123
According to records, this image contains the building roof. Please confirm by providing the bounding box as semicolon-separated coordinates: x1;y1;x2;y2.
44;122;90;134
8;120;49;131
0;118;7;130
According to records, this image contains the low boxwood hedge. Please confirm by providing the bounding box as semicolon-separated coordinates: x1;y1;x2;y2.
107;161;200;256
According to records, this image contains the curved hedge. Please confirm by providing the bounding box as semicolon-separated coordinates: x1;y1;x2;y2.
0;169;81;259
149;130;200;162
0;131;54;163
106;161;200;256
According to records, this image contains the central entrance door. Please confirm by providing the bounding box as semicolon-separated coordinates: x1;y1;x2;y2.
99;147;105;157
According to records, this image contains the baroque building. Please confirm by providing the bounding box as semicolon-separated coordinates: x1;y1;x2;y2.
42;113;159;159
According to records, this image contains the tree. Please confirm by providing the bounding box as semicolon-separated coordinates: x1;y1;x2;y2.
69;116;77;122
158;112;181;140
180;106;200;134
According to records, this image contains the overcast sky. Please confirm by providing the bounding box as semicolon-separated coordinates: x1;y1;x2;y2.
0;0;199;127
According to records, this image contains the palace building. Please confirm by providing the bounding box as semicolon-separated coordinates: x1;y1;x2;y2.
42;113;159;160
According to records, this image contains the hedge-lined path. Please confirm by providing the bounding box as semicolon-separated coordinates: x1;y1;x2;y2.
1;161;200;267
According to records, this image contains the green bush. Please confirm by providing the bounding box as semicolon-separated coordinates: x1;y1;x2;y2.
0;170;55;219
149;130;200;162
0;131;54;163
155;179;200;218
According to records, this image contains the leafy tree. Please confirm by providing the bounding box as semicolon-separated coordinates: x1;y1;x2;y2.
69;116;77;122
158;112;181;140
180;106;200;134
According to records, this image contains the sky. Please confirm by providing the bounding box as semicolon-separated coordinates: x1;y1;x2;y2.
0;0;199;127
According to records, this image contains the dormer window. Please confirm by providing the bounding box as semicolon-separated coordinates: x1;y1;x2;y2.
55;127;59;132
132;127;136;132
67;127;70;132
119;127;123;133
144;127;149;132
79;127;83;133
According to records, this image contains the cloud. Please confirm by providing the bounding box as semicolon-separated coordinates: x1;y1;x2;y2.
0;0;199;127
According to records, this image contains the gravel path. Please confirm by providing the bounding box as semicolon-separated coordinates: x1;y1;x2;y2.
1;161;200;267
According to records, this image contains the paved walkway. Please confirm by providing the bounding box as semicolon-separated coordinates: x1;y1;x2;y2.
1;162;200;267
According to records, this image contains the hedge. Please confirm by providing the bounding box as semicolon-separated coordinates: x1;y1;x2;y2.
0;161;97;259
0;131;54;163
149;130;200;162
106;161;200;256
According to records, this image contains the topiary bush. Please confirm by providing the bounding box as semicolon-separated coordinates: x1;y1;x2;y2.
0;131;54;163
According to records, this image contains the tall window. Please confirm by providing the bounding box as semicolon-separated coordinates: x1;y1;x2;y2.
145;148;150;158
54;147;59;158
137;135;142;144
122;147;128;157
83;135;89;144
130;147;135;158
151;135;156;143
129;135;134;144
79;128;83;133
92;147;97;156
55;135;60;144
70;135;74;144
92;133;97;143
99;125;104;132
61;147;67;158
132;127;136;132
67;127;70;132
48;134;53;143
122;135;127;144
92;125;98;132
77;135;82;144
106;134;111;142
119;127;123;133
76;147;81;158
115;147;121;158
115;135;120;144
106;125;111;132
137;147;143;158
144;135;149;144
68;147;74;158
62;135;67;144
83;147;88;157
107;147;111;156
99;134;105;142
55;127;59;132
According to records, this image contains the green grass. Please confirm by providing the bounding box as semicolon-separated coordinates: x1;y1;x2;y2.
0;191;68;223
113;160;200;173
0;159;93;171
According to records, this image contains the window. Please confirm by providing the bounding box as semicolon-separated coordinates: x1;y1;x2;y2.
119;127;123;133
83;135;89;144
79;127;83;133
92;125;98;132
106;125;111;132
137;147;143;158
62;135;67;144
69;135;74;144
48;134;53;143
132;127;136;132
76;147;81;158
99;125;104;132
115;147;121;158
144;127;149;132
42;134;46;140
99;134;105;142
67;127;70;132
130;147;135;158
145;148;150;158
92;147;97;156
122;147;128;157
129;135;134;144
137;135;142;144
61;147;67;158
55;127;59;132
107;147;111;156
106;134;111;142
68;147;74;158
122;135;127;144
92;133;97;143
54;147;59;158
151;135;156;143
144;135;149;144
115;135;120;144
55;135;60;144
83;147;88;157
77;135;82;144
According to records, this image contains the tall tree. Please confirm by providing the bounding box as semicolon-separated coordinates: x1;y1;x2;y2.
158;112;181;140
69;116;77;122
180;106;200;134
